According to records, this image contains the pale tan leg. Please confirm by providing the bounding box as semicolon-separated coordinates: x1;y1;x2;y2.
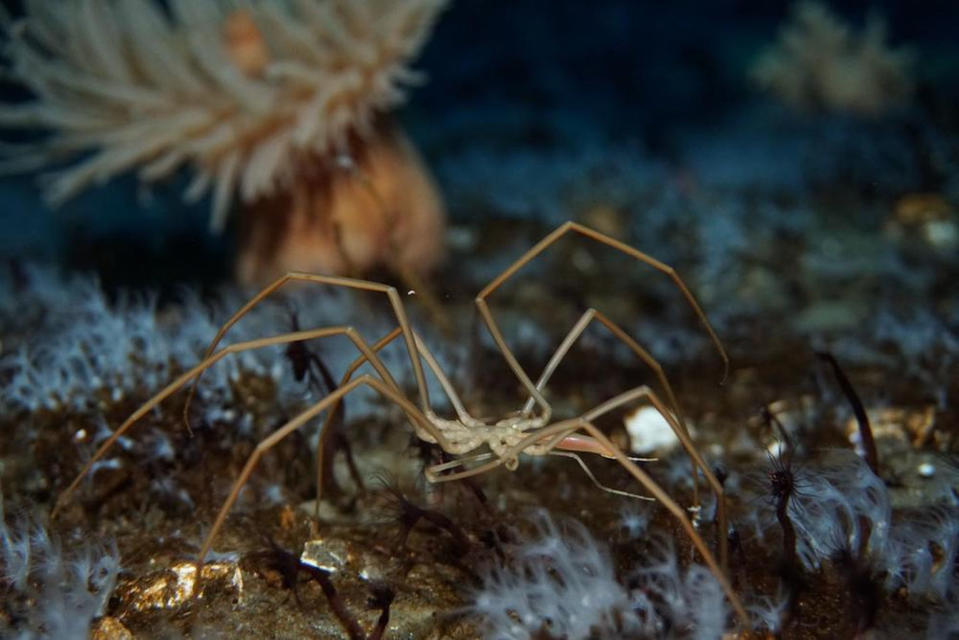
553;419;746;625
423;450;495;478
183;273;432;430
428;447;654;481
425;447;654;501
548;451;656;501
323;327;480;429
474;221;729;423
51;327;448;521
411;330;483;426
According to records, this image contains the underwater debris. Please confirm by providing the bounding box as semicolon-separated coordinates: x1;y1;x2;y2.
0;0;448;283
624;405;684;455
751;1;914;115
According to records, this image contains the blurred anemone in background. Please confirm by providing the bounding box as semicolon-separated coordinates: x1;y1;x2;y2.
0;0;448;284
750;1;914;116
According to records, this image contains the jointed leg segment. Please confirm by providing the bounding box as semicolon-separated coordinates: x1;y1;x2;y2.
474;223;730;571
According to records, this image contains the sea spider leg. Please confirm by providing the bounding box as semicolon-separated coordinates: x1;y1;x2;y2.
521;309;686;431
194;374;437;582
475;221;729;425
547;451;656;501
540;385;729;575
322;327;481;433
411;330;487;425
424;446;656;501
183;274;432;430
51;327;448;521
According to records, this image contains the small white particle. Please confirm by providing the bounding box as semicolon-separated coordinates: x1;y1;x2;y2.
767;440;787;458
917;462;936;478
407;289;416;296
624;406;683;454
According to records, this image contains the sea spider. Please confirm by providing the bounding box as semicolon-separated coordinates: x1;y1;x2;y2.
51;222;748;623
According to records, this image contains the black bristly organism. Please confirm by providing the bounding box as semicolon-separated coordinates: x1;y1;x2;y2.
762;405;802;620
374;474;471;558
285;303;364;498
285;302;338;396
815;351;879;476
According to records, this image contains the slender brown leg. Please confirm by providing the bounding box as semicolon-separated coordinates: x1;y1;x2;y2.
426;383;729;582
527;385;728;577
51;327;448;521
474;221;728;423
312;326;487;515
548;451;657;501
551;419;747;626
410;330;485;425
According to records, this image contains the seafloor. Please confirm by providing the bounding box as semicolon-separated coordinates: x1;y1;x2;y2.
1;1;958;639
0;206;956;638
